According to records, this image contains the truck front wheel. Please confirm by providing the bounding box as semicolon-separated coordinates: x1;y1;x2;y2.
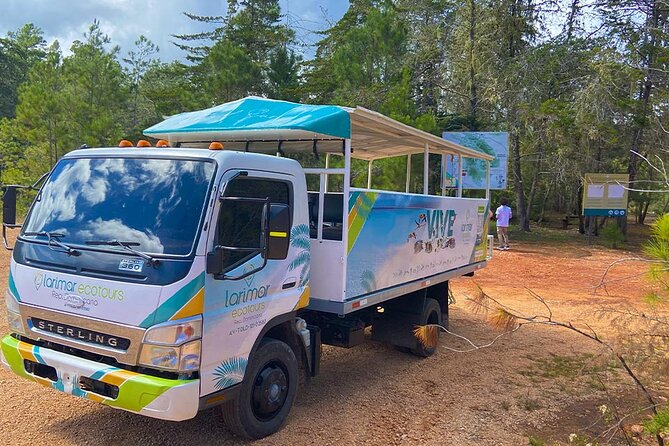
221;338;298;439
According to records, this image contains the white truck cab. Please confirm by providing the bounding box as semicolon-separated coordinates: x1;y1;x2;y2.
1;97;493;439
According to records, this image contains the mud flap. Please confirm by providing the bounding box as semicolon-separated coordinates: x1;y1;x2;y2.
371;310;422;350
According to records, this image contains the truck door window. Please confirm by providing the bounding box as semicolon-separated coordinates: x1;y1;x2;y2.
217;178;290;269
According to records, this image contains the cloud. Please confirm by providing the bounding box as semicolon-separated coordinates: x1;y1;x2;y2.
75;218;164;253
2;0;347;62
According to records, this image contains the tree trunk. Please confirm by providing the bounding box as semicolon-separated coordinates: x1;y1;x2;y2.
565;0;580;42
536;182;552;223
577;183;585;234
640;199;650;225
622;0;659;235
526;135;545;223
510;129;529;230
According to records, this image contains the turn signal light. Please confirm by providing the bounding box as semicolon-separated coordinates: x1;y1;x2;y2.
209;142;223;150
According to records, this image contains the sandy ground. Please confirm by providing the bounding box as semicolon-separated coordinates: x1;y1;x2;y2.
0;233;663;445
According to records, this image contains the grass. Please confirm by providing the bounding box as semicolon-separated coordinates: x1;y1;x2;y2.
527;436;546;446
520;353;615;385
499;214;652;254
520;397;542;411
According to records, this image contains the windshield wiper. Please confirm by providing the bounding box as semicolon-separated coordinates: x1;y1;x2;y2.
85;240;160;266
23;231;81;256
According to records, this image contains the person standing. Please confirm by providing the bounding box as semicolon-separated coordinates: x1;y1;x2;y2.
495;198;512;250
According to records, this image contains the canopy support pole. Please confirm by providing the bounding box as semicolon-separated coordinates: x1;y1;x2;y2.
406;154;412;193
325;153;330;193
486;160;490;200
441;155;446;196
423;143;429;195
342;138;352;297
367;160;373;189
457;155;464;198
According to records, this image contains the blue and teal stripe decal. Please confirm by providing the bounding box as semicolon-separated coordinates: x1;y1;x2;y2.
90;367;120;381
139;273;205;328
32;345;46;364
8;270;20;301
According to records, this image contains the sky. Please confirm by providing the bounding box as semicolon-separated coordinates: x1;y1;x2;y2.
1;0;349;62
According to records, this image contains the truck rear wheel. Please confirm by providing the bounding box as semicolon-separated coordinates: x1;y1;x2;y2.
411;298;442;357
221;338;298;439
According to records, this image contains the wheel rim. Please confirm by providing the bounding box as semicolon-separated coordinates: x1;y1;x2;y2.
251;361;289;421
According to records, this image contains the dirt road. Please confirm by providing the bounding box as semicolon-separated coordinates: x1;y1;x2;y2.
0;236;659;445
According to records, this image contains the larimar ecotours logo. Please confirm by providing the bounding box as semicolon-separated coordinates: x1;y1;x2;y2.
33;272;125;301
224;265;270;309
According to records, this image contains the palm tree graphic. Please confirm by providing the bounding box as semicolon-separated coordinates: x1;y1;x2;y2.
213;357;248;389
361;270;377;293
289;224;310;287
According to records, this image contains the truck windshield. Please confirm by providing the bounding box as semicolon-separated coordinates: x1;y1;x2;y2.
22;157;215;256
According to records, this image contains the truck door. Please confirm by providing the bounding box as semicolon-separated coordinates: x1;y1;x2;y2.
199;170;308;397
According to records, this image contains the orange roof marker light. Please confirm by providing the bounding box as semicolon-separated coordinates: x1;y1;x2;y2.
136;140;152;148
156;140;169;148
118;140;133;148
209;142;224;150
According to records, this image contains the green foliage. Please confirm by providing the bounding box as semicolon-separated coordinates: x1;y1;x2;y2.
644;214;669;262
177;0;296;99
306;0;407;109
0;0;668;241
644;406;669;436
200;40;259;102
268;47;302;101
527;437;545;446
141;61;198;117
601;222;625;249
122;35;159;139
0;24;46;119
642;214;669;304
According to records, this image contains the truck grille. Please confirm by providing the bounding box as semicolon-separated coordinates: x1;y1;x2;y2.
30;317;131;350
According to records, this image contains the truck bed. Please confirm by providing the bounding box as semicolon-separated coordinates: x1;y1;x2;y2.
307;188;490;314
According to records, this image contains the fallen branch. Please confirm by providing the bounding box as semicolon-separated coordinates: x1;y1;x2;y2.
413;286;666;446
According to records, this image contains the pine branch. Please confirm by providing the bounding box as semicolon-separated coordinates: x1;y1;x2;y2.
183;12;225;23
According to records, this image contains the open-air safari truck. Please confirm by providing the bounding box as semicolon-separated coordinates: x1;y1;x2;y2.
0;97;493;439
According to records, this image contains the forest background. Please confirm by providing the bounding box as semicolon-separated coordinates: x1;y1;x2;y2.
0;0;667;232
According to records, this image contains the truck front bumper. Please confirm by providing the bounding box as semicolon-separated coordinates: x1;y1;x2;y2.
0;335;199;421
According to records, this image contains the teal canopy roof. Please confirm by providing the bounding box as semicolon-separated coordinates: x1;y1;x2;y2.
144;96;351;140
143;96;493;161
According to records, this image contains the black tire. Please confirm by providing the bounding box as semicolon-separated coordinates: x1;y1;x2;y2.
221;338;298;440
411;298;442;357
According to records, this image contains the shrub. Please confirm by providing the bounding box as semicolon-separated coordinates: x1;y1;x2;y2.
601;222;624;249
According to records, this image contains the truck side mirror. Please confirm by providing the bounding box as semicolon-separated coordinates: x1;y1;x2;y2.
266;204;291;260
2;186;20;250
206;247;224;275
3;186;17;225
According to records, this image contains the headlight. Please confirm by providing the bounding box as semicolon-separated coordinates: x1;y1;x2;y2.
7;311;24;334
139;345;179;370
5;289;24;335
139;316;202;372
143;317;202;345
179;340;201;372
5;289;19;314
